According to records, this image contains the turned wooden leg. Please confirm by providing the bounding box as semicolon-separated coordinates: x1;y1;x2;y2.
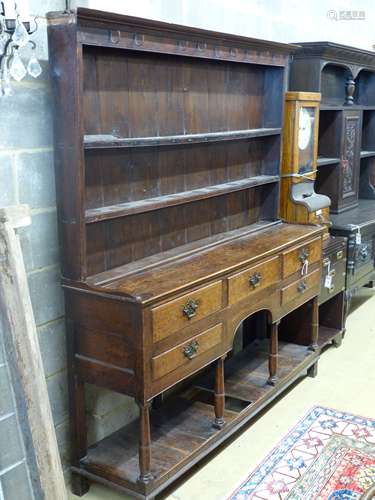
69;375;90;496
138;401;154;484
213;356;226;429
309;297;319;352
267;321;279;386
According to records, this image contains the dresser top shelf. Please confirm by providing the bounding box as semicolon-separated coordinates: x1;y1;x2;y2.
81;222;323;304
85;175;279;223
331;199;375;230
84;128;282;150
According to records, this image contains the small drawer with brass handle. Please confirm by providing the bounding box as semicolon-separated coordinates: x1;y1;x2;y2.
227;256;280;305
282;238;321;278
151;324;223;380
182;340;199;359
151;281;222;343
281;269;320;305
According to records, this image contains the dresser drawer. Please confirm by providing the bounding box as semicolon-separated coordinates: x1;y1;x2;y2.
281;269;320;305
228;256;280;305
282;238;322;278
152;324;223;380
152;281;222;343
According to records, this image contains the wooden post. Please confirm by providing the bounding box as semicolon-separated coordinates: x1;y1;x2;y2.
0;205;67;500
213;356;226;429
267;321;279;386
69;370;89;495
309;297;319;351
137;401;154;483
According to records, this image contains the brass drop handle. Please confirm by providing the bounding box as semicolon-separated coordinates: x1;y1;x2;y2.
336;250;344;260
297;280;307;293
182;340;199;360
249;271;262;288
182;299;199;320
299;248;310;263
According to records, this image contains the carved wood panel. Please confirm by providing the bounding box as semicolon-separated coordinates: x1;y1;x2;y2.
341;114;361;199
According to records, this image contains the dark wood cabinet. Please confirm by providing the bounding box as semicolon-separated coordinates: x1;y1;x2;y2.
318;236;347;348
48;9;324;498
330;201;375;307
290;42;375;309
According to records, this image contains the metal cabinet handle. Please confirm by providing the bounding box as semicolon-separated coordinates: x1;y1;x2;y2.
249;271;262;288
182;340;199;360
328;284;335;294
297;281;307;293
336;250;344;260
182;299;199;320
299;248;310;263
360;247;369;261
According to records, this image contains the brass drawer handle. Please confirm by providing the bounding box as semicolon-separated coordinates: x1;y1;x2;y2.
249;271;262;288
336;250;344;260
297;280;307;293
323;258;330;267
182;299;199;320
330;269;336;277
182;340;199;360
328;284;335;294
299;248;310;263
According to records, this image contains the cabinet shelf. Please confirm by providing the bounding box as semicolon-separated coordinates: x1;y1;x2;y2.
360;150;375;159
85;175;279;223
317;156;340;167
320;104;375;111
84;128;281;149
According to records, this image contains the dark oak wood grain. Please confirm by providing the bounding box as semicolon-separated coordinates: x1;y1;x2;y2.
48;8;325;499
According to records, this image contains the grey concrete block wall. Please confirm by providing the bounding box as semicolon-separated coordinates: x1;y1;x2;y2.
0;324;36;500
0;0;135;488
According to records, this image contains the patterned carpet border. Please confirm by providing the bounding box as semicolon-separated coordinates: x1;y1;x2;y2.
227;406;375;499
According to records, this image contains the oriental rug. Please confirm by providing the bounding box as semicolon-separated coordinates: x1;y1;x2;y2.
228;407;375;499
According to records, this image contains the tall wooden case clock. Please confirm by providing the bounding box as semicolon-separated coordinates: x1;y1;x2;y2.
280;92;331;230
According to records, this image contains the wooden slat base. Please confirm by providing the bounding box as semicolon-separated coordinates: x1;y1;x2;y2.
76;340;318;499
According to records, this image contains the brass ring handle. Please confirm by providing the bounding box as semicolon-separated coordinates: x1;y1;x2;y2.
297;280;307;293
182;299;199;320
249;271;262;288
182;340;199;360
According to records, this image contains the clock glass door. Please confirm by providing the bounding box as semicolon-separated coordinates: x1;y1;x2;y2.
298;106;315;174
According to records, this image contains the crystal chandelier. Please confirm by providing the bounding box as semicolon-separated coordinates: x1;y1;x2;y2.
0;1;41;96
